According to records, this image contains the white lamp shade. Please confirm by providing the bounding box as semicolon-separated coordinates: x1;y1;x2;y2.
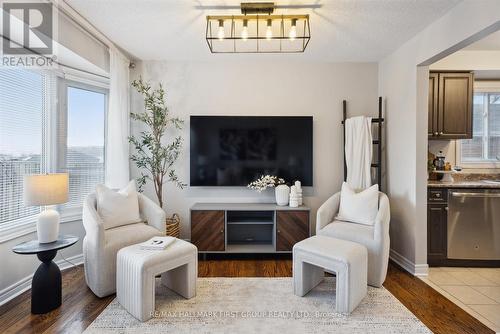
24;173;69;206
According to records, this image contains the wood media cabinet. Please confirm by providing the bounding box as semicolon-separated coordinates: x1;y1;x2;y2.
190;203;310;253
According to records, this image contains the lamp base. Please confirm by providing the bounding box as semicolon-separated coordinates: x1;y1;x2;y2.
37;209;60;243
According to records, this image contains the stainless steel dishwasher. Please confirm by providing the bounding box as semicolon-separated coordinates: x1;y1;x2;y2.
448;188;500;260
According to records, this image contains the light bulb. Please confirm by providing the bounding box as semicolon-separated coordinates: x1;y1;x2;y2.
242;20;248;41
289;19;297;41
266;19;272;40
218;20;224;40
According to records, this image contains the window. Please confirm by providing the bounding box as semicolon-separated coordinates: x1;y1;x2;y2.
458;87;500;167
0;69;46;225
59;82;106;213
0;69;108;231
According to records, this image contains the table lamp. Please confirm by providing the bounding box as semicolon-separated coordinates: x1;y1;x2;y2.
24;173;69;243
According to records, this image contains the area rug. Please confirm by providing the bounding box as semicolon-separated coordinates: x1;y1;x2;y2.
84;277;431;334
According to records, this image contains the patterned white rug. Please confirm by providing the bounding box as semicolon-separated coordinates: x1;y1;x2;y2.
85;277;431;334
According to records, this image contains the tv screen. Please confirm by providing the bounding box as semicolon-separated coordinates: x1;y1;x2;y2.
190;116;313;186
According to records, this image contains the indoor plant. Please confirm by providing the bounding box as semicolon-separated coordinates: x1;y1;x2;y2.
129;78;186;209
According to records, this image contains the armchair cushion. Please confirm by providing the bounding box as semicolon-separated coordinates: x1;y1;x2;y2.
96;181;142;230
337;182;379;226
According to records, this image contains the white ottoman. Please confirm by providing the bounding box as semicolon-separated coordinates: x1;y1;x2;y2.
117;239;197;321
293;235;367;314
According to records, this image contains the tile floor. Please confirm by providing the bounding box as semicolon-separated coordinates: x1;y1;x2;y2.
420;267;500;333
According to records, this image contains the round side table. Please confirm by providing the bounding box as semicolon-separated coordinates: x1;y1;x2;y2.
12;235;79;314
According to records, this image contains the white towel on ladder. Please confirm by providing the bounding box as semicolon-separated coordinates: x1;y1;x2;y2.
345;116;373;190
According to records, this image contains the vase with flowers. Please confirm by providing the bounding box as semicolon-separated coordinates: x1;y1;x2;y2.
247;175;289;205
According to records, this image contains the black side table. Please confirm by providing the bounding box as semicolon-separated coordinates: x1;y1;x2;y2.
12;235;79;314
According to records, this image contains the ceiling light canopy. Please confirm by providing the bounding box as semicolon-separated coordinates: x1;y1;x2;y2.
206;2;311;54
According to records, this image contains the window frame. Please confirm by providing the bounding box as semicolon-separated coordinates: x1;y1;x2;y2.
0;68;109;242
57;78;109;221
456;81;500;169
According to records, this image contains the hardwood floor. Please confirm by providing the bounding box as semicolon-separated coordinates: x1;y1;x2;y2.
0;257;494;334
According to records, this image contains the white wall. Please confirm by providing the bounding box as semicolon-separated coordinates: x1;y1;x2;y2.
378;0;500;275
430;50;500;70
130;61;379;238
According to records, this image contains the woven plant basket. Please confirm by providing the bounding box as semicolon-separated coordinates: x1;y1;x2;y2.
165;213;181;238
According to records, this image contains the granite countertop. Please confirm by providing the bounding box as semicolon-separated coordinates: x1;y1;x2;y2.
428;180;500;188
428;172;500;188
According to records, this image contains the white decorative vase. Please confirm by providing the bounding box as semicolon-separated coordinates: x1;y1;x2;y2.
275;185;290;206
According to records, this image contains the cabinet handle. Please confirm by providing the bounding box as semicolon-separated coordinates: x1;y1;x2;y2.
220;229;224;233
439;132;443;135
434;132;439;136
445;207;448;211
277;230;281;233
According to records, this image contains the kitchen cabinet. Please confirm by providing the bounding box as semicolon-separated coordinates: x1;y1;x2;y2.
428;71;473;140
427;188;448;266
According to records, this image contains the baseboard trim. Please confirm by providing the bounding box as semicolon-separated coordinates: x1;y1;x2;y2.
0;253;83;306
390;249;429;277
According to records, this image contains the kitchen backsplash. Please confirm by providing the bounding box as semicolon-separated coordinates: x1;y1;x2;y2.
428;139;500;173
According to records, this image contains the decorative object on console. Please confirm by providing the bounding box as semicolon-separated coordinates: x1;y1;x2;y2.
23;173;69;243
129;78;186;209
291;180;303;205
289;185;299;207
275;184;290;206
247;175;285;192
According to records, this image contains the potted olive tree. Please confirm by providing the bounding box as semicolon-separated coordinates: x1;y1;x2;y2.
129;78;186;235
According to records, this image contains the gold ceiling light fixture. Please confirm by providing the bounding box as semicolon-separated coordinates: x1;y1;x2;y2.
206;2;311;53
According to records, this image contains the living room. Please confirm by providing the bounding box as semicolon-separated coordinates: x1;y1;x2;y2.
1;1;500;333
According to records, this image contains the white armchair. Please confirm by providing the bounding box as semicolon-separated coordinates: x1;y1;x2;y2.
82;193;166;297
316;191;390;287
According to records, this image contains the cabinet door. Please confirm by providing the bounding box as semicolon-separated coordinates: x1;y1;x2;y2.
191;210;225;251
437;72;473;139
428;73;439;137
427;203;447;266
276;211;309;251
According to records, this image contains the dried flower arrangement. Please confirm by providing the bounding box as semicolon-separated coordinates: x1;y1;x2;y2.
247;175;285;192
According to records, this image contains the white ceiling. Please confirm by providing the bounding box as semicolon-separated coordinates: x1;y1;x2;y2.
65;0;461;62
464;29;500;51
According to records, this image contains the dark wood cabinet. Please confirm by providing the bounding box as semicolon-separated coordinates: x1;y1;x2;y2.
427;203;447;266
191;210;225;251
429;71;473;140
276;211;309;251
427;188;448;266
428;72;439;137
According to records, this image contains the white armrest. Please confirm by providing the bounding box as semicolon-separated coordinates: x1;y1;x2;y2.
82;194;105;249
138;193;166;233
374;192;390;241
316;192;341;234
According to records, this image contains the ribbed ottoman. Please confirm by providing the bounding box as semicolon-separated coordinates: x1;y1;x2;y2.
293;236;367;314
116;239;197;321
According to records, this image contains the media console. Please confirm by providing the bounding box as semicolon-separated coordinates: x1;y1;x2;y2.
190;203;310;253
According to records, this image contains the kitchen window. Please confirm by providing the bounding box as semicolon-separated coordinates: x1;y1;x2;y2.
0;68;108;237
457;82;500;168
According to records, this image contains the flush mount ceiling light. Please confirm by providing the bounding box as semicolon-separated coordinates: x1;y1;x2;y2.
206;2;310;53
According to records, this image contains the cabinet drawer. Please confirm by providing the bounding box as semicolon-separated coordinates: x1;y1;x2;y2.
428;188;447;202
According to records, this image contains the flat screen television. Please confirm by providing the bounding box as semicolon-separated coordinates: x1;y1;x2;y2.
190;116;313;186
